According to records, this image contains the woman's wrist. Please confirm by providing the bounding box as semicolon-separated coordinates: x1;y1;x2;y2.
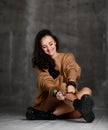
67;81;77;89
50;87;58;97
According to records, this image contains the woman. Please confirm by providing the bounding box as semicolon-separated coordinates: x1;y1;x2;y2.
26;29;95;122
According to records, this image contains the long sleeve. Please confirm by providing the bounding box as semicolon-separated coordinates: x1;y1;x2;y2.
35;67;58;93
62;53;81;82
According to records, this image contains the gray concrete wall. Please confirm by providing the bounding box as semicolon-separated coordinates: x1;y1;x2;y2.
0;0;107;111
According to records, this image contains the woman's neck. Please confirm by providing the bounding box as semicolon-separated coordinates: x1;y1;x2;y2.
51;52;59;59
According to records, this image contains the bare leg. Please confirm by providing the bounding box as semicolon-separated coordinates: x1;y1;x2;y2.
53;101;74;115
76;87;92;99
52;87;95;122
53;87;92;116
57;111;81;119
65;87;92;102
52;100;82;118
72;87;95;122
53;87;95;122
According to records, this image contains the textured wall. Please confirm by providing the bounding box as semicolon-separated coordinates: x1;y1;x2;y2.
0;0;36;109
0;0;107;111
106;0;108;107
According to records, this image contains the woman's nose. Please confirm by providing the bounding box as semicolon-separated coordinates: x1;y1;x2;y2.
47;46;51;50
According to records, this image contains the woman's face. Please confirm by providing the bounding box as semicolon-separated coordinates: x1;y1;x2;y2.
41;35;57;57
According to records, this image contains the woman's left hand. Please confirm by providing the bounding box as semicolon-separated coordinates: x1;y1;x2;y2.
56;91;65;100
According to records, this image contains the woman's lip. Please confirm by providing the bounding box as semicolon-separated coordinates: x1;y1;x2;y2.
48;49;54;53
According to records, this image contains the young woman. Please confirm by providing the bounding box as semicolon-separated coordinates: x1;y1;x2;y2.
26;29;95;123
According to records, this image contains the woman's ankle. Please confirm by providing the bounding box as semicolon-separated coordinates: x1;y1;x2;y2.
65;92;77;102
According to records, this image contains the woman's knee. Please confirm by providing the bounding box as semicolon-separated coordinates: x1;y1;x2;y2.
84;87;92;95
82;87;92;96
76;87;92;99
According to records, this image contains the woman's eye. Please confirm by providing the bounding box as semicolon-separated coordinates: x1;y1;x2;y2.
42;46;46;49
49;42;53;46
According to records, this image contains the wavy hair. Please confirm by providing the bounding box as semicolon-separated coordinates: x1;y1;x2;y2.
32;29;60;79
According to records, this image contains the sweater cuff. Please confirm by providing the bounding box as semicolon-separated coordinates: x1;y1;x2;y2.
67;81;77;88
50;87;58;97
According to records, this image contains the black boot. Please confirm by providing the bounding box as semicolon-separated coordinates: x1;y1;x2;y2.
26;107;37;120
73;94;95;123
25;107;57;120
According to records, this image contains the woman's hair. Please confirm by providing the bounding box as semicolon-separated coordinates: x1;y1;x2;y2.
32;29;60;79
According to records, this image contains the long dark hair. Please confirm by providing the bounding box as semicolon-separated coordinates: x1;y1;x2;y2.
32;29;60;79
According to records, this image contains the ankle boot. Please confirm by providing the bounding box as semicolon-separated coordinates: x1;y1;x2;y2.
73;94;95;123
25;107;57;120
25;107;37;120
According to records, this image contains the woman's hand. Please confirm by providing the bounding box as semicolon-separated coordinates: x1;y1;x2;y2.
67;85;76;94
56;91;65;100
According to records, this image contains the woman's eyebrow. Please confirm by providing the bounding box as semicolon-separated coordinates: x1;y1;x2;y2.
49;40;53;44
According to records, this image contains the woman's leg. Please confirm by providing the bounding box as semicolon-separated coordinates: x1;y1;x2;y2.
64;87;95;122
76;87;92;99
56;111;82;119
53;101;74;115
52;100;82;119
65;87;92;101
53;87;92;116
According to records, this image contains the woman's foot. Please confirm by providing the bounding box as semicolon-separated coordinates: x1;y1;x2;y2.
25;107;57;120
73;94;95;123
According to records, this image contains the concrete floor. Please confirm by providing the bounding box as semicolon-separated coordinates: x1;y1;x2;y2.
0;107;108;130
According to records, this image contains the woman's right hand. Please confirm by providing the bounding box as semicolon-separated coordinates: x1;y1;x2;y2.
56;91;65;100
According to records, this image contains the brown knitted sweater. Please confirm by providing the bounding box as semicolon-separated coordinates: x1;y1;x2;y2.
32;53;81;111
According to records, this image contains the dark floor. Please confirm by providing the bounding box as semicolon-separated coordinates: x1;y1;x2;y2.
0;107;108;130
